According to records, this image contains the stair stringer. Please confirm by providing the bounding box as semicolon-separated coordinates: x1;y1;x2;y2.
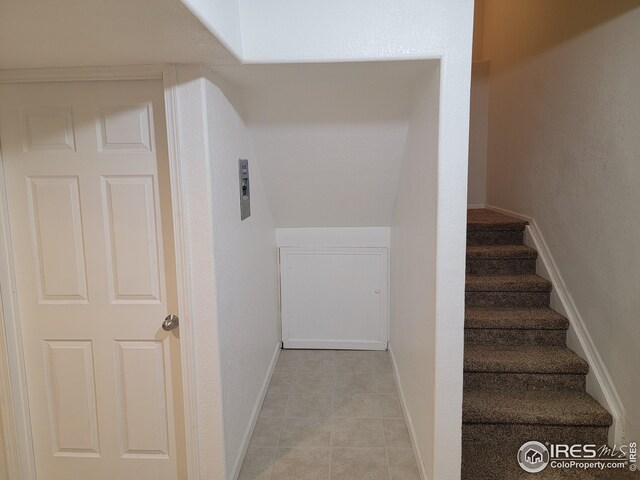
485;204;626;446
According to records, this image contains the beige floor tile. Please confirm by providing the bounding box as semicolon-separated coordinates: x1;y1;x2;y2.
378;394;403;418
375;373;398;394
297;350;336;374
372;353;393;375
334;351;372;361
332;417;385;448
291;374;335;394
279;417;332;447
268;373;293;395
285;394;333;417
386;448;419;480
238;447;276;480
242;352;419;480
334;351;373;374
276;350;302;374
271;447;330;480
250;417;283;447
383;419;412;448
335;373;376;394
332;393;380;418
330;448;390;480
260;393;289;418
371;351;390;362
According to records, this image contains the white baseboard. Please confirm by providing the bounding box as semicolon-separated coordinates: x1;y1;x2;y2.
485;205;626;445
230;343;281;480
388;345;429;480
467;203;486;209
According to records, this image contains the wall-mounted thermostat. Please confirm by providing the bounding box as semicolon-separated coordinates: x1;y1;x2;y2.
239;159;251;220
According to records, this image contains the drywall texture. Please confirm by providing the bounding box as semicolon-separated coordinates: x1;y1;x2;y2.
483;0;640;443
180;0;242;58
0;0;237;69
174;68;227;480
391;64;440;479
214;62;430;227
204;72;279;476
467;61;489;206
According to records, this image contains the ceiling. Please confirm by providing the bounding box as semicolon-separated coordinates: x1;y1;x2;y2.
0;0;238;70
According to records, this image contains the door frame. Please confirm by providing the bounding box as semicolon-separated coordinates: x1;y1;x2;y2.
0;65;200;480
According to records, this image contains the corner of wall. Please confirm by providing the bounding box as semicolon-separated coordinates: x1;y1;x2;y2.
229;343;280;480
388;345;430;480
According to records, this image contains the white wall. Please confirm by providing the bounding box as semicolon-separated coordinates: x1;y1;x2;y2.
213;62;426;228
204;71;280;477
173;67;227;480
179;0;243;59
390;64;440;480
467;61;489;207
483;0;640;443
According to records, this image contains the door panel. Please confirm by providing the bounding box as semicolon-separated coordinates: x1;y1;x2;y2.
280;247;389;350
0;81;185;480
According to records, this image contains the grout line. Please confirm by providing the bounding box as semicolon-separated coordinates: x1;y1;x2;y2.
258;350;403;479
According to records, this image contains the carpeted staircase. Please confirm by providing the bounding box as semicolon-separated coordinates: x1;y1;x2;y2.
461;209;625;479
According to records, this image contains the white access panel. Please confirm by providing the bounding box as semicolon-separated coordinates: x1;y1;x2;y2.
280;247;388;350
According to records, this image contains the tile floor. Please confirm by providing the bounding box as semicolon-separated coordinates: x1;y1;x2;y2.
238;349;420;480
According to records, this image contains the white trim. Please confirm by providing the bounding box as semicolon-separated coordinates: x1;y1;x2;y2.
466;203;486;209
276;227;391;249
162;66;202;480
485;204;626;445
388;345;428;480
0;299;20;480
0;144;37;480
0;65;166;83
283;339;387;350
230;343;281;480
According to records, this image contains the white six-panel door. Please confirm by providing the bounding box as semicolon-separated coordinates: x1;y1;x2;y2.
0;81;185;480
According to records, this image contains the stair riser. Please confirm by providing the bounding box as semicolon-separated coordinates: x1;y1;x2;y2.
466;258;537;275
462;424;609;480
464;328;566;346
464;372;585;391
466;291;550;308
467;230;524;246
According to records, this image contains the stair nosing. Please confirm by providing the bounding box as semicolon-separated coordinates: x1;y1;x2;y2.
465;307;569;330
465;274;553;292
463;388;613;427
464;346;589;374
466;245;538;259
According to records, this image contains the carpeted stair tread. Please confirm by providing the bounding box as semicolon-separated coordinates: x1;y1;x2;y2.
463;389;612;426
466;244;538;259
462;209;615;479
464;345;589;374
466;274;552;292
467;209;528;231
465;307;569;330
